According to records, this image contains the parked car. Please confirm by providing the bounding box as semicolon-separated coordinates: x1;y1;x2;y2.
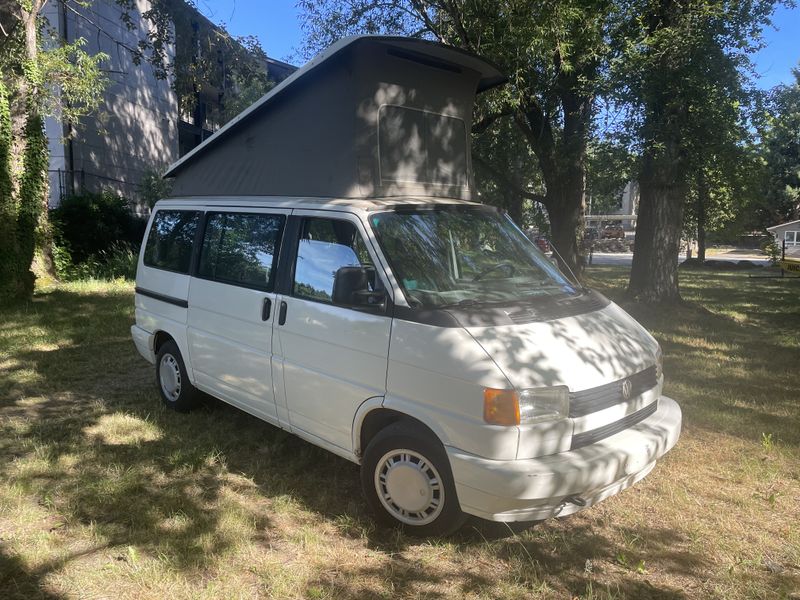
534;236;550;253
602;223;626;239
132;198;682;536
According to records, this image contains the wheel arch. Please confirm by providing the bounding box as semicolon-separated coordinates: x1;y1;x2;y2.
152;328;196;385
354;403;448;461
153;330;175;354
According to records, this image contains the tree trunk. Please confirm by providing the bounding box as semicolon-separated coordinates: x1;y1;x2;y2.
545;169;585;278
516;82;591;278
628;150;686;302
22;0;56;284
504;164;524;226
696;170;707;262
11;0;55;295
0;73;18;302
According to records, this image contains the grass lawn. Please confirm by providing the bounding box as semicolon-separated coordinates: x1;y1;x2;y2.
0;268;798;599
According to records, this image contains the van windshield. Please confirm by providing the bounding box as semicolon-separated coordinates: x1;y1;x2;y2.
370;206;578;309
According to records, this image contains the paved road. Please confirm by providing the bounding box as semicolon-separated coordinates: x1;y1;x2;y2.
587;252;771;267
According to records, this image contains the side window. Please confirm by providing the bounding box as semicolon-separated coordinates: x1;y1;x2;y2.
293;217;379;303
143;210;200;273
198;212;285;291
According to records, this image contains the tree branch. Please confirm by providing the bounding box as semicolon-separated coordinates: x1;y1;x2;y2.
473;154;547;205
408;0;445;42
472;105;514;135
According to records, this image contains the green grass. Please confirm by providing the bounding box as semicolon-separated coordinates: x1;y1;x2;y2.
1;271;798;599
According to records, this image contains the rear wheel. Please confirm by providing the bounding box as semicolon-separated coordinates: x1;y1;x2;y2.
361;421;467;536
156;340;200;412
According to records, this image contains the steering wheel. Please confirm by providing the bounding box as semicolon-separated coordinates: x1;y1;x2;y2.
473;262;516;281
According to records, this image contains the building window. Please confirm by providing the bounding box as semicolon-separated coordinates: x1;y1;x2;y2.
784;231;799;246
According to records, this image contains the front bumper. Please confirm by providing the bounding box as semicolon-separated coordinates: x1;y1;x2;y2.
131;324;156;364
447;395;681;522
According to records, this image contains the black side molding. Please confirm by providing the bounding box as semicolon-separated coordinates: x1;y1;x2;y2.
135;287;189;308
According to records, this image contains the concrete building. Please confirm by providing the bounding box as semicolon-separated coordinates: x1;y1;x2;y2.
42;0;295;210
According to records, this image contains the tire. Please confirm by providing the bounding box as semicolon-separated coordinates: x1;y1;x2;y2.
361;421;467;537
155;340;200;412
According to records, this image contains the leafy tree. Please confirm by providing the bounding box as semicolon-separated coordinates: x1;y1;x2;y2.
0;1;108;300
472;115;543;228
297;0;614;275
756;68;800;226
611;0;781;302
117;0;272;128
586;139;636;215
0;0;268;301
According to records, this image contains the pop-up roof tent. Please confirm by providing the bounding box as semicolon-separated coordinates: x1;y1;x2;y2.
163;36;506;201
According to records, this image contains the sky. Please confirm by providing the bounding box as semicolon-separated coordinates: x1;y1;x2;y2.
198;0;800;89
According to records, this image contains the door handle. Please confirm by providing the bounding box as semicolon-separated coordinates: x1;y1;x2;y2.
261;297;272;321
278;300;288;325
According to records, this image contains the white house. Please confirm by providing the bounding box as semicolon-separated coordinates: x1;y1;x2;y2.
767;219;800;248
767;219;800;267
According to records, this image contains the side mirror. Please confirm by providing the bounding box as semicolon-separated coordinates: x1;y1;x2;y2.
332;266;386;310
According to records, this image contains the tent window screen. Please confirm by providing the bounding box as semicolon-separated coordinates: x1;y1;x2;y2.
378;106;468;188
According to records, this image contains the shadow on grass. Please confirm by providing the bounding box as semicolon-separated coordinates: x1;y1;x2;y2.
0;545;69;600
0;278;797;598
303;519;696;599
589;266;800;448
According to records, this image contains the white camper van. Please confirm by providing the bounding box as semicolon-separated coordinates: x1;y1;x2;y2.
131;37;681;536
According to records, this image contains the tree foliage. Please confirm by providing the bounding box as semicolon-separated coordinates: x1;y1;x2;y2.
16;111;47;297
586;139;636;215
757;68;800;225
117;0;272;126
611;0;782;301
0;73;18;302
0;0;268;301
298;0;614;275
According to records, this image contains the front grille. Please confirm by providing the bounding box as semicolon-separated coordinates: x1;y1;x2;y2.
569;366;658;418
570;401;658;450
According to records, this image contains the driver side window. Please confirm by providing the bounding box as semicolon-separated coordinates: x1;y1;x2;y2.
292;217;379;304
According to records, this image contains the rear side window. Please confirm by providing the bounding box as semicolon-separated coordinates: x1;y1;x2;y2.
143;210;200;273
198;212;285;291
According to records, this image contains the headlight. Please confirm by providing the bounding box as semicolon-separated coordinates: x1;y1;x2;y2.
655;346;663;380
484;386;570;425
518;386;570;423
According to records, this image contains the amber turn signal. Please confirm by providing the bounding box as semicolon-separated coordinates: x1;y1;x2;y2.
483;388;520;426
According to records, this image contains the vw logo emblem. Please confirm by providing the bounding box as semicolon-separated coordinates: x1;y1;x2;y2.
622;379;633;400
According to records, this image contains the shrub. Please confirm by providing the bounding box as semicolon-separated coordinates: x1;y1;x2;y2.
50;191;146;264
139;169;172;209
54;241;138;281
761;238;781;264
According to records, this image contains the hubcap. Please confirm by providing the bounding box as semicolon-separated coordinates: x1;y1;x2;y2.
375;449;444;526
159;354;181;401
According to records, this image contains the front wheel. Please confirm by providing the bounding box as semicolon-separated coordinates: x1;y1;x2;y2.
361;422;467;536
